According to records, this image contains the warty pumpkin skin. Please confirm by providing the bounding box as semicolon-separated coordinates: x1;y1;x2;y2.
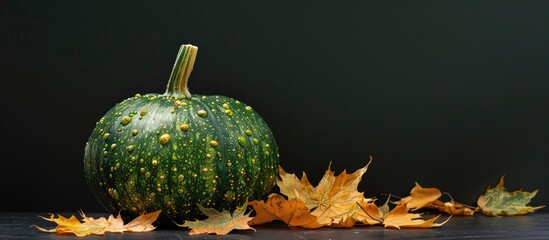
83;45;279;224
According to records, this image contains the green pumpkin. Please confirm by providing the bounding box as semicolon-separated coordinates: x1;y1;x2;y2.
83;45;279;224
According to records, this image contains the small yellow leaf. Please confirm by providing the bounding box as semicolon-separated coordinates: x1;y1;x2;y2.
383;204;449;229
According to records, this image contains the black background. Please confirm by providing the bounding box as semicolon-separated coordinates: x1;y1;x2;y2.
1;0;548;213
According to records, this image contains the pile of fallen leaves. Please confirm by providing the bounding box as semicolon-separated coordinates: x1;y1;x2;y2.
36;159;544;236
248;160;451;229
248;159;457;230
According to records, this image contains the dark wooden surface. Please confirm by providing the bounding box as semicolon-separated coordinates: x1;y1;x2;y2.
1;212;548;239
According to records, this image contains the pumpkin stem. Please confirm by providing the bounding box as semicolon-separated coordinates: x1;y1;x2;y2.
165;44;198;99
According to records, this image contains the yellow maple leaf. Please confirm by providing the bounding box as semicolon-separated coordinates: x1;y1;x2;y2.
277;166;315;201
382;203;449;229
35;214;106;237
177;201;254;235
277;159;373;226
248;194;323;228
34;210;161;237
400;182;441;210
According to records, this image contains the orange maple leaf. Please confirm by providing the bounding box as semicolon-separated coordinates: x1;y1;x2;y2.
248;194;323;228
382;203;449;229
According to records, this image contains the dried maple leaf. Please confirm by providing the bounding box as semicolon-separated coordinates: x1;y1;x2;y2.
397;182;475;216
400;182;441;210
277;166;315;201
35;214;106;237
382;203;449;229
177;201;255;235
424;200;476;216
34;210;161;237
477;175;545;216
248;194;322;228
118;210;161;232
277;159;373;226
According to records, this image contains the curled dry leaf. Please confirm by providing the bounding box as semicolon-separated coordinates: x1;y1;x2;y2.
34;210;161;237
424;200;476;216
477;175;545;216
248;194;322;228
399;182;475;216
400;182;441;211
177;201;255;235
378;196;391;216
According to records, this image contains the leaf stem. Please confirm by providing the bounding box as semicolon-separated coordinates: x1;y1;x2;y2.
440;192;477;210
380;193;403;200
